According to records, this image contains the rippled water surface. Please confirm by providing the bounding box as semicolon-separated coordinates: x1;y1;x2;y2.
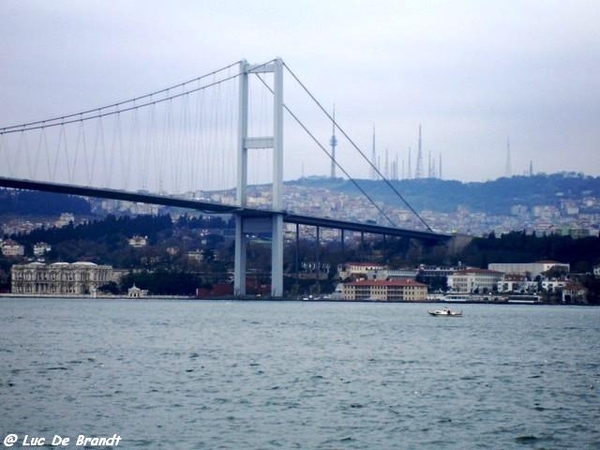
1;298;599;449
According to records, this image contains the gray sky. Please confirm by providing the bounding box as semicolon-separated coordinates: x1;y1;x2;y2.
1;0;599;182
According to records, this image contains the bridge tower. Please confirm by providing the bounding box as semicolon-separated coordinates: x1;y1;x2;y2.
234;58;285;297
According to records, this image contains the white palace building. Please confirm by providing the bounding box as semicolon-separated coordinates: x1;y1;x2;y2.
11;261;114;296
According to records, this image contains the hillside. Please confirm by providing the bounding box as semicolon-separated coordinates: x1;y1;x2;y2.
289;173;600;215
0;189;91;216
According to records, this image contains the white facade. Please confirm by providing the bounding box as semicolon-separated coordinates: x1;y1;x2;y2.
33;242;52;257
338;262;387;280
127;284;148;297
128;235;148;248
540;279;567;292
11;262;114;295
488;261;570;279
1;239;24;257
497;279;538;293
366;268;418;280
448;269;504;294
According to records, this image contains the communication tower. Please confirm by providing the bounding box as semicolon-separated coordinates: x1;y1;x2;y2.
330;105;337;179
505;136;512;177
370;126;377;180
415;124;424;178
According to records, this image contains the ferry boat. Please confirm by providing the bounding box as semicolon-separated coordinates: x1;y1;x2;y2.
440;294;470;303
507;294;542;304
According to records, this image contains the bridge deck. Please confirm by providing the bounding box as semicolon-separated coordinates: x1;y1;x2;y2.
0;177;451;241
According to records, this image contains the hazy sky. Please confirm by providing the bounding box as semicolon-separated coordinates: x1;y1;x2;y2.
1;0;599;182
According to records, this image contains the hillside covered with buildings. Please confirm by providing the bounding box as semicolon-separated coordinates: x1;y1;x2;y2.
288;172;600;236
1;172;600;301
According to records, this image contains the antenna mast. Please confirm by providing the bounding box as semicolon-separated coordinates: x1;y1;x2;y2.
370;125;377;180
505;136;512;177
330;104;337;179
415;124;424;178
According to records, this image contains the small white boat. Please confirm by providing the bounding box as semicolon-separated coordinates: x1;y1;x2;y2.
428;307;462;317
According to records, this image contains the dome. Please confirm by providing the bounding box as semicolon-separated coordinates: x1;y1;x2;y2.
73;261;98;267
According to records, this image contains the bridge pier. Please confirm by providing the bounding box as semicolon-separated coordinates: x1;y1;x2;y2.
234;213;284;298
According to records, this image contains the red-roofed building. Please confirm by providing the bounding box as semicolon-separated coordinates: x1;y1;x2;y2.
342;279;427;301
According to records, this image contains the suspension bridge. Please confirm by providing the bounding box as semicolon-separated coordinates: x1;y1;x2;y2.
0;58;450;297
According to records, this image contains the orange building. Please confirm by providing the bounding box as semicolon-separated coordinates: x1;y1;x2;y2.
342;279;428;301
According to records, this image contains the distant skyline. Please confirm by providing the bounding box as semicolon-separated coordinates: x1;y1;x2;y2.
1;1;599;182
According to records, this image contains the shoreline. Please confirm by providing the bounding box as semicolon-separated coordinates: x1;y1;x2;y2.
0;293;593;305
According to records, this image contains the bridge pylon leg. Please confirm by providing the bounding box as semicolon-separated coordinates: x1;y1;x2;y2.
235;58;285;299
271;213;284;297
234;216;247;297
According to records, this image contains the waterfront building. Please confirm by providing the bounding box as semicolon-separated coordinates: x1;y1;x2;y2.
448;268;503;294
11;261;114;295
488;261;570;279
342;279;427;301
127;284;148;298
496;274;536;293
562;282;588;303
540;279;568;292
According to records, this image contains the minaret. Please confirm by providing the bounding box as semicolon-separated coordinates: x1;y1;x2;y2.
407;147;412;179
439;153;442;179
330;105;337;179
415;124;424;179
505;136;512;177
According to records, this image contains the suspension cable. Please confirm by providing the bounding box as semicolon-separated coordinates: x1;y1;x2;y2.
254;73;397;228
0;61;243;134
283;62;433;232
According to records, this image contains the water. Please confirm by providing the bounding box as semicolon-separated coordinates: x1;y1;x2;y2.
1;298;599;449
